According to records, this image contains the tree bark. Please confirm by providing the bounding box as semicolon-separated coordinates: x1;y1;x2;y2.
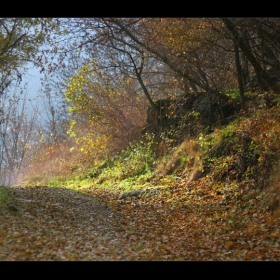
234;41;245;109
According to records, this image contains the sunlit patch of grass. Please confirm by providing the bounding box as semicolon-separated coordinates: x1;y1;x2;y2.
63;178;94;190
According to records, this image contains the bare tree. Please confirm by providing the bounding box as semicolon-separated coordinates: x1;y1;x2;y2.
0;87;41;185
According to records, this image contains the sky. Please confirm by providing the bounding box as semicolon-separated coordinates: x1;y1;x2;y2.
0;64;44;113
22;65;44;98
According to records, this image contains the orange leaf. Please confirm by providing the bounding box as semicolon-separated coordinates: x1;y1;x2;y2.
225;241;233;249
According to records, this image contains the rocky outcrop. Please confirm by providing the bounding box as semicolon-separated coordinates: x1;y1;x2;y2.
142;90;236;138
118;189;161;200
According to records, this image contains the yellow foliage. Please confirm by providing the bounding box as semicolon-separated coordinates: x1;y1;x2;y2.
64;58;147;162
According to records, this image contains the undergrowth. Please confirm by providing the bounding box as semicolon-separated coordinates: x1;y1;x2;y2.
0;186;9;209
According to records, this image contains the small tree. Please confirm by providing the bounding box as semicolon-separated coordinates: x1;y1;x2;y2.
0;87;40;185
65;61;148;162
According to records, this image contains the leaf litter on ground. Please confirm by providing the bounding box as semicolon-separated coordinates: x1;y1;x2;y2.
1;175;279;261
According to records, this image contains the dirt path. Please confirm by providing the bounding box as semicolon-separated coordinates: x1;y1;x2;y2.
2;184;280;261
0;186;126;261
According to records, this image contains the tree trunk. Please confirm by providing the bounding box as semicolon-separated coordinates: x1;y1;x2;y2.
234;41;245;109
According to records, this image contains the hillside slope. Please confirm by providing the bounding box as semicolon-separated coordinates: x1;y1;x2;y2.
1;99;280;260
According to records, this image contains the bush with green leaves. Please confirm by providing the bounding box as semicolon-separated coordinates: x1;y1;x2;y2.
93;133;157;184
113;133;157;178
